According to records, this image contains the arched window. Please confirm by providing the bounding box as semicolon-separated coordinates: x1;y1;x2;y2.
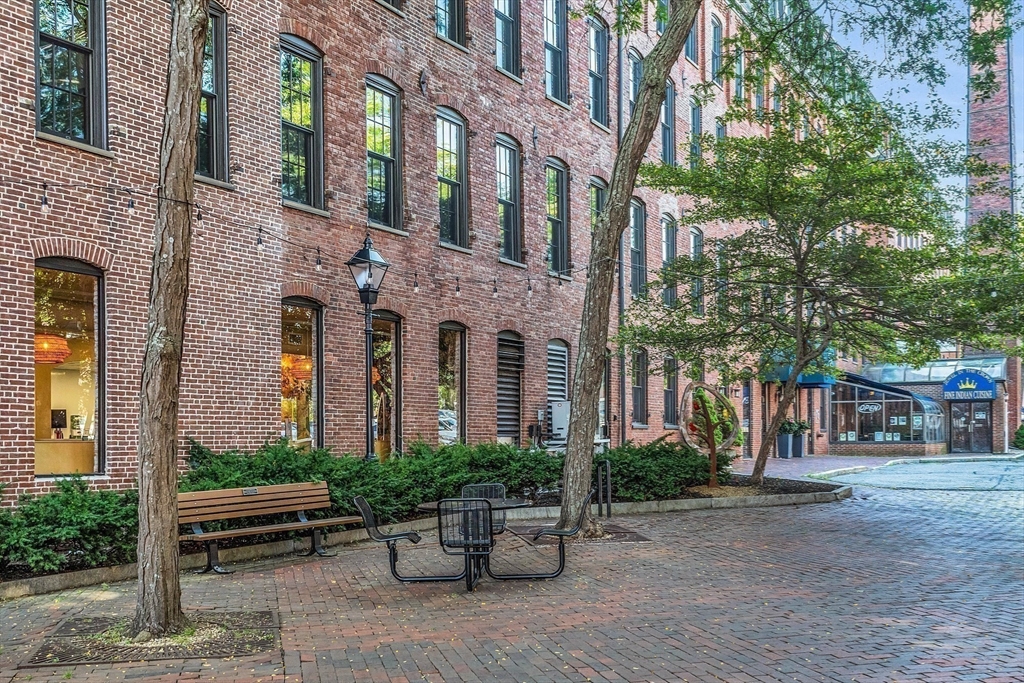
711;17;723;85
280;34;324;208
34;258;105;475
496;134;523;262
372;310;402;456
684;19;698;63
544;0;568;102
628;50;643;114
661;80;676;165
437;107;468;247
661;214;677;306
630;199;647;298
366;75;402;230
281;297;323;448
588;16;609;125
589;177;608;230
546;339;570;447
438;322;466;444
497;331;525;444
545;158;570;276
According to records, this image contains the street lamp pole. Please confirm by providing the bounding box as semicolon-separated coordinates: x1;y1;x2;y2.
346;235;390;461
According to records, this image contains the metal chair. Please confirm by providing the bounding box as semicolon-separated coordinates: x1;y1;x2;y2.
437;498;494;591
462;483;507;534
353;496;466;584
486;489;596;581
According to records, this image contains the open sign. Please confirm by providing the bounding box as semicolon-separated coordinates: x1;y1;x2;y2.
857;403;882;413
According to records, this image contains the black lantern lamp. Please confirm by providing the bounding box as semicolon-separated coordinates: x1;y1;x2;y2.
347;236;390;460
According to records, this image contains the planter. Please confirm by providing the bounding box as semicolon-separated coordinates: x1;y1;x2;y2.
792;434;806;458
776;433;792;458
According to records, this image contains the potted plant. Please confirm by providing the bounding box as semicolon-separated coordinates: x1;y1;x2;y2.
777;419;811;458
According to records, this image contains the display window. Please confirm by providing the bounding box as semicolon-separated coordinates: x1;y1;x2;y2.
281;299;321;447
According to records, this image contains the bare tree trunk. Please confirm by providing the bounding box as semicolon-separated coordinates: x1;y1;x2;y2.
558;0;700;533
749;375;800;486
696;397;719;488
133;0;209;637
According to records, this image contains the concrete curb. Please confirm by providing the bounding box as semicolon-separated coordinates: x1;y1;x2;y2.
809;453;1024;481
0;486;849;601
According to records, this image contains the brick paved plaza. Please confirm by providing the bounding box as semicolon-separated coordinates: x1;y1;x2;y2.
1;461;1021;683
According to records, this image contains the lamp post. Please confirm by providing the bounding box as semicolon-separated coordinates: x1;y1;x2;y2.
346;235;390;460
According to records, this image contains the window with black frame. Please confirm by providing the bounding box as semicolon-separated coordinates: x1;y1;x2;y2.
495;0;520;76
734;48;744;101
437;109;468;247
280;35;323;208
588;17;609;125
690;227;704;315
628;50;643;114
37;0;106;145
656;0;667;33
664;356;679;426
632;349;649;426
281;298;322;448
438;323;466;445
661;81;676;165
543;0;568;102
436;0;465;44
684;21;698;62
366;76;401;229
711;17;723;85
829;381;944;443
630;200;647;298
689;98;702;169
661;215;677;306
197;8;228;180
545;159;570;275
496;135;522;262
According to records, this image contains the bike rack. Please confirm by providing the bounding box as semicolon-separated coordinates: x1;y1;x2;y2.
595;459;612;518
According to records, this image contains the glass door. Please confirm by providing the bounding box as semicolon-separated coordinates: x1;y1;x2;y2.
950;402;971;453
970;402;992;453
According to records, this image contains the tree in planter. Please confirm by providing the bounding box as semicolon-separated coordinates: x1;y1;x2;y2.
558;0;1016;532
621;103;1004;484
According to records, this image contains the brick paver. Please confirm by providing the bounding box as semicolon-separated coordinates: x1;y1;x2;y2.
1;467;1021;682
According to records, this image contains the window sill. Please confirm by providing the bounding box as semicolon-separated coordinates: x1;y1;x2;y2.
438;241;472;255
684;56;698;68
35;473;108;481
547;271;572;281
497;67;524;84
435;34;470;53
545;94;571;111
368;221;409;238
590;118;612;134
36;131;115;159
282;200;330;218
195;174;236;191
499;257;527;269
631;423;649;430
664;423;679;430
371;0;406;18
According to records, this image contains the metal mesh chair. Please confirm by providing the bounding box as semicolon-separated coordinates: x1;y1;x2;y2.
437;498;494;591
462;483;507;534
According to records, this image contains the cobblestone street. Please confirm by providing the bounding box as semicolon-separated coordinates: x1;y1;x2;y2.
1;461;1021;683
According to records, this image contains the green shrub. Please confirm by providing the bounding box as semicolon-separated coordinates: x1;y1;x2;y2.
599;436;733;502
1013;423;1024;449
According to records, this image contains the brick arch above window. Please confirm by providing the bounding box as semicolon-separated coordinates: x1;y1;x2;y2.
433;93;468;117
278;18;331;53
31;237;114;271
495;319;525;337
436;309;470;328
364;60;403;88
280;280;331;306
372;295;409;320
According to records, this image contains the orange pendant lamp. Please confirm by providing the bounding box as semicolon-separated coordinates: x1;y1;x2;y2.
35;333;72;364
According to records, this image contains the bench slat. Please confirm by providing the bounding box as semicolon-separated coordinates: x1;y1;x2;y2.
178;516;362;542
178;492;332;516
180;498;333;524
178;482;326;503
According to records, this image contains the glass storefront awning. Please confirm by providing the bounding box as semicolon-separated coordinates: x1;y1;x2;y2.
862;357;1007;384
840;373;944;413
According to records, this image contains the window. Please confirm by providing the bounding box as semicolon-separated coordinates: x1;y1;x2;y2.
630;200;647;298
280;35;323;208
436;0;465;45
588;18;609;125
690;227;704;315
769;0;786;19
715;118;726;161
684;21;698;63
281;298;322;448
544;0;568;102
689;98;702;169
366;76;401;229
711;17;723;85
372;311;402;456
545;159;570;276
664;356;679;426
628;50;643;114
656;0;667;33
496;135;522;262
495;0;520;76
661;214;677;306
437;109;468;247
661;81;676;165
546;339;570;447
197;7;228;180
772;80;781;112
497;331;524;444
734;48;744;101
754;68;765;112
36;0;106;145
598;351;611;439
34;258;104;475
590;178;607;230
632;349;649;426
438;323;466;444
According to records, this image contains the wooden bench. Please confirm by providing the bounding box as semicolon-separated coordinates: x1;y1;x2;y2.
178;482;361;574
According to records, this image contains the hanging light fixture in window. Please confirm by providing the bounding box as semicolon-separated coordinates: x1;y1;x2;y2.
35;333;72;365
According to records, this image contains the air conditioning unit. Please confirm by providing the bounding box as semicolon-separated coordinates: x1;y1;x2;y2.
548;400;570;444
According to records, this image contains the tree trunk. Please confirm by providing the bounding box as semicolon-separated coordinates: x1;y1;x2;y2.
133;0;209;637
749;375;800;486
697;397;719;488
558;0;700;533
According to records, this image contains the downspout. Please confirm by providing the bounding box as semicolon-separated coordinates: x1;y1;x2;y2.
616;6;627;447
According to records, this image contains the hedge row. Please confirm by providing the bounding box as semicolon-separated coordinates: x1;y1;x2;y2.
1;437;731;577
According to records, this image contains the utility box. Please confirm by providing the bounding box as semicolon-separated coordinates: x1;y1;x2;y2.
548;400;570;445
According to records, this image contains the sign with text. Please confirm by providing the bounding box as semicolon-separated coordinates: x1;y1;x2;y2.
942;369;997;401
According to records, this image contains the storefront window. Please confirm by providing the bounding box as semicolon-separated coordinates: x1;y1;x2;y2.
34;260;103;475
281;299;320;447
373;311;401;457
857;400;885;441
830;381;944;443
831;401;855;442
438;323;465;444
886;400;911;442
